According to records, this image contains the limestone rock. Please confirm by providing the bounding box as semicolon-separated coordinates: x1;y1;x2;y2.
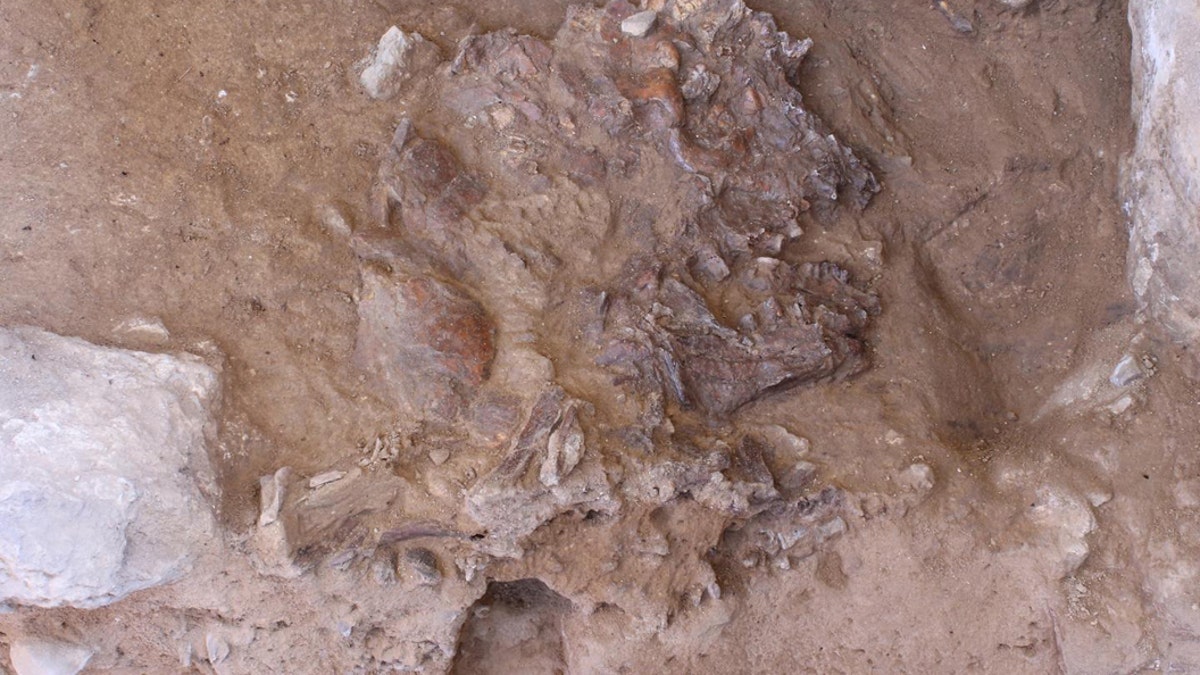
1028;487;1096;579
0;326;219;609
1126;0;1200;361
621;10;657;37
359;26;440;101
8;638;93;675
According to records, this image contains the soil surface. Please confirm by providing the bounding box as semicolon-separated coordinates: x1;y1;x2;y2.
5;0;1199;673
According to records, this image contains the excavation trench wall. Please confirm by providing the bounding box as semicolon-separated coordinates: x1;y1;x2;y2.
1127;0;1200;356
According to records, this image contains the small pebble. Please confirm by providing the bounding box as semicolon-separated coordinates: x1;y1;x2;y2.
896;463;935;492
371;552;397;585
405;548;442;586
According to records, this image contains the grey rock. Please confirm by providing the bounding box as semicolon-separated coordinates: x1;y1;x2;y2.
1127;1;1200;361
1028;487;1096;579
428;447;451;466
359;26;440;101
896;463;935;493
621;10;657;37
0;326;219;609
371;551;397;585
9;638;93;675
1109;354;1145;387
404;548;442;587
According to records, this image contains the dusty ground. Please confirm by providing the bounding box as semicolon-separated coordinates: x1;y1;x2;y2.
4;0;1199;672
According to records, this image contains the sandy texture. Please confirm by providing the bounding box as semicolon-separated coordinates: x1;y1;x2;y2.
4;0;1199;672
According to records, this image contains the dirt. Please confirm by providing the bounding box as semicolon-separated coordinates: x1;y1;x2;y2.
4;0;1199;672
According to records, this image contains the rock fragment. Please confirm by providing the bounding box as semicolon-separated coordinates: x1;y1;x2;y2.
896;463;935;493
8;639;93;675
1127;0;1200;361
429;447;451;465
0;326;219;609
1028;487;1097;579
359;27;440;101
1109;354;1145;387
403;548;443;587
112;316;170;344
621;10;657;37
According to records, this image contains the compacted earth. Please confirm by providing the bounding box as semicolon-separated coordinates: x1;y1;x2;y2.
4;0;1199;673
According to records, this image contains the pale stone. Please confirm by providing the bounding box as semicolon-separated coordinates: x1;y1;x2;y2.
359;26;439;101
1126;1;1200;359
0;326;219;608
9;639;93;675
621;10;657;37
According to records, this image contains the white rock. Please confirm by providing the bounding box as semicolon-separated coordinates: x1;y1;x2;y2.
1107;394;1135;415
0;327;219;608
1109;354;1145;387
359;26;438;101
9;638;93;675
257;467;290;527
758;424;810;456
896;463;935;492
621;10;658;37
1127;1;1200;356
113;316;170;344
1028;487;1096;578
318;205;351;239
1087;489;1113;508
